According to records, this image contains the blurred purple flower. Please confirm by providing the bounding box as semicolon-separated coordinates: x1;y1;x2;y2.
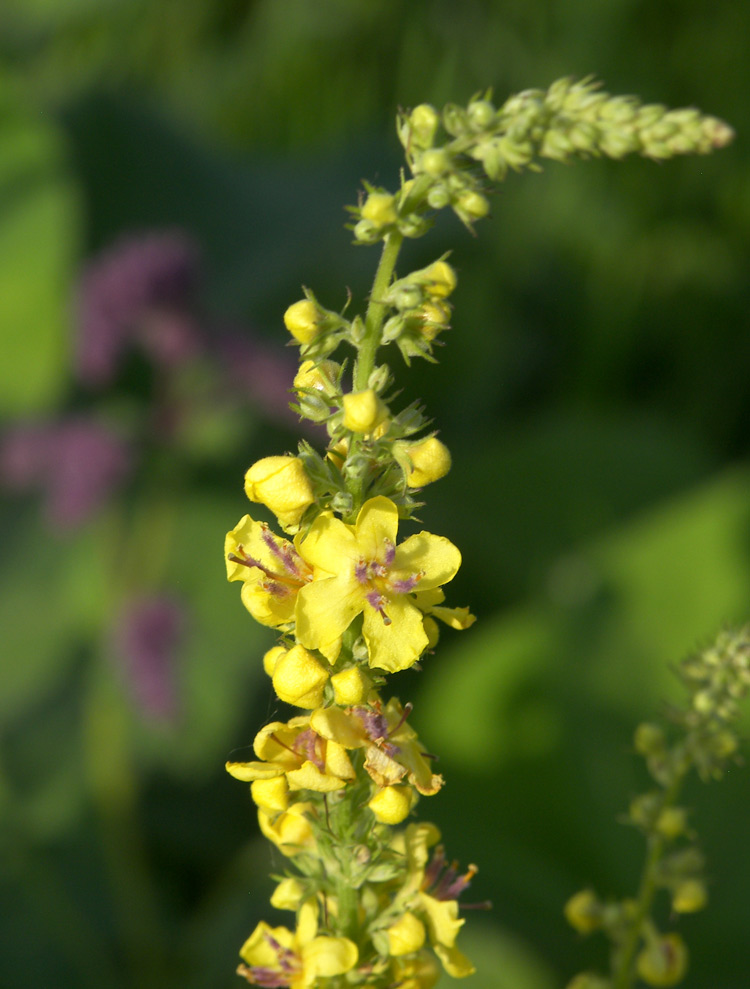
217;330;299;426
0;417;131;529
114;594;185;722
75;230;202;386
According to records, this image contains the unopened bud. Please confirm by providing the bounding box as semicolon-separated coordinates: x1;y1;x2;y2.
672;879;707;913
284;299;324;345
467;99;496;130
361;192;398;228
636;933;688;987
368;784;414;824
402;436;452;487
342;390;389;434
564;889;602;935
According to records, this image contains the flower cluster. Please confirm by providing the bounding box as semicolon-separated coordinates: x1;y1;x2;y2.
224;80;732;987
565;627;750;989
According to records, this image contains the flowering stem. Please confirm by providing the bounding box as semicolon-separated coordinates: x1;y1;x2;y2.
611;766;689;989
353;231;403;392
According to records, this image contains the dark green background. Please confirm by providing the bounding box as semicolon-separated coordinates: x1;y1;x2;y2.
1;1;749;986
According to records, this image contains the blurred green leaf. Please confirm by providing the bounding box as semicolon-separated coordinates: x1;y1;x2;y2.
436;921;556;989
422;464;750;766
0;86;80;414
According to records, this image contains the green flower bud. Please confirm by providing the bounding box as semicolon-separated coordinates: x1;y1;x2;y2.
426;184;451;209
455;190;490;222
636;933;688;987
408;103;440;148
467;98;496;130
353;218;381;244
564;889;602;934
654;806;687;840
361;191;398;227
418;148;452;177
672;878;707;913
634;722;666;755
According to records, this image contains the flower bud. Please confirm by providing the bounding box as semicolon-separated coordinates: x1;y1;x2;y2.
672;878;707;913
263;645;287;677
361;192;398;228
635;933;688;987
467;99;496;130
284;300;324;345
387;912;426;955
330;667;373;706
455;190;490;221
251;776;289;814
368;785;414;824
417;300;451;341
353;219;380;244
418;148;452;177
564;889;602;934
258;801;317;856
422;260;457;299
270;877;305;911
244;455;314;529
654;806;687;840
427;184;451;209
408;104;440;148
294;359;341;395
272;644;330;708
565;976;611;989
342;390;389;434
634;722;666;756
402;436;452;487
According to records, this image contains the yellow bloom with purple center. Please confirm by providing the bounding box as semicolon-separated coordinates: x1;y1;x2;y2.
225;515;312;628
295;496;462;672
236;900;358;987
226;715;355;798
311;696;443;796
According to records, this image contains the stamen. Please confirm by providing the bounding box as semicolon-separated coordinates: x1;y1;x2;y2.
383;539;396;567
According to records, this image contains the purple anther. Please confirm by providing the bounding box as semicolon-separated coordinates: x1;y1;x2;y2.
390;574;420;594
383;539;396;567
355;560;369;584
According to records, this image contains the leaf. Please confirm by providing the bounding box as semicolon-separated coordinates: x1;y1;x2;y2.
0;83;81;413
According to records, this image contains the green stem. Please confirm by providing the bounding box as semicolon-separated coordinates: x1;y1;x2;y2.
353;232;403;392
611;766;689;989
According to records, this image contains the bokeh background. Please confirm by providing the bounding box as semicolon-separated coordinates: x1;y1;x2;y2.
1;1;749;986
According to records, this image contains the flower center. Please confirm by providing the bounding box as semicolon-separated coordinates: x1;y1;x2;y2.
354;539;422;624
229;525;312;600
236;934;301;987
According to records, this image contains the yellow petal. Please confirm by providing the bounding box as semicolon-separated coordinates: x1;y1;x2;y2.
355;497;399;556
310;706;367;749
296;512;357;574
363;596;428;672
330;666;373;705
250;776;289;813
433;942;476;978
394;532;461;590
286;760;349;792
226;760;283;782
387;912;427;955
418;892;464;948
324;739;357;780
240;921;294;966
296;575;362;661
302;935;358;980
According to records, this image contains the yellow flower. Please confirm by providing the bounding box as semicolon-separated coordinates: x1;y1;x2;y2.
226;715;355;797
258;801;317;857
225;515;312;628
295;496;462;672
236;900;358;988
394;823;478;979
311;696;443;796
244;456;315;530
